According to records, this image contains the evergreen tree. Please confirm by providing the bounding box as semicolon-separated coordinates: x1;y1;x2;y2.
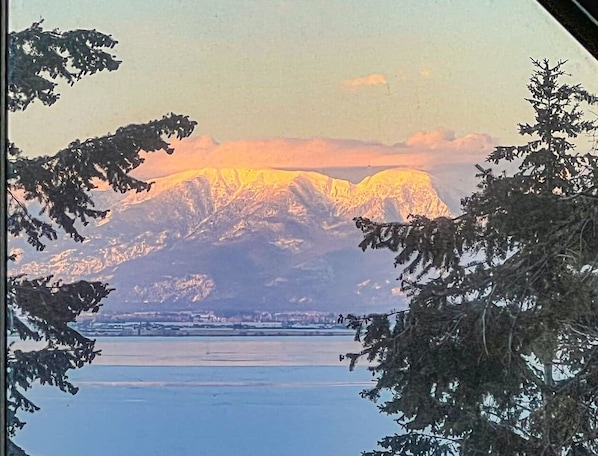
6;21;196;455
345;60;598;455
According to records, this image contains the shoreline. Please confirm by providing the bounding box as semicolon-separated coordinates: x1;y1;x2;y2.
79;328;355;337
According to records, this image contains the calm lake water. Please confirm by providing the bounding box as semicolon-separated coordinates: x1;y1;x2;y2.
14;336;397;456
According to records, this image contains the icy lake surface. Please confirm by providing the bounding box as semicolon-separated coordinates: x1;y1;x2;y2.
14;336;397;456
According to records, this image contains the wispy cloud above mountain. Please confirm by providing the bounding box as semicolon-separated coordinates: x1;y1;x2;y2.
342;73;388;90
134;129;496;182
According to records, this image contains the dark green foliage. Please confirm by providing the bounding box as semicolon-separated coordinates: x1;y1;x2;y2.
7;276;110;435
8;20;121;112
345;60;598;455
8;114;195;244
6;22;196;455
363;433;456;456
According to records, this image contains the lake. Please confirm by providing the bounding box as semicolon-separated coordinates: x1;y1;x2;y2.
13;336;397;456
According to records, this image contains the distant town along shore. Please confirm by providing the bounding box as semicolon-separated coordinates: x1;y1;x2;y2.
71;310;354;337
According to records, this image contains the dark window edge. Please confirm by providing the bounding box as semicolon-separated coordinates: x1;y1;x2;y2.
536;0;598;60
1;0;8;454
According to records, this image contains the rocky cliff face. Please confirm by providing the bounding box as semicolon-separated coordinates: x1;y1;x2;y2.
10;167;451;313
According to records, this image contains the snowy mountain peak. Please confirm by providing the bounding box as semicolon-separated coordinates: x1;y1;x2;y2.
13;166;451;313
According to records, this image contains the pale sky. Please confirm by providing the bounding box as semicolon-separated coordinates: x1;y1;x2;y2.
8;0;598;162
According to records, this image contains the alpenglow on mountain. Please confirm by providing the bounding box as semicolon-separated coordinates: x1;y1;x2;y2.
12;167;451;313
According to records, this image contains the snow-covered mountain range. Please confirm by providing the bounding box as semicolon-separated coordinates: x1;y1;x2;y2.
10;167;453;314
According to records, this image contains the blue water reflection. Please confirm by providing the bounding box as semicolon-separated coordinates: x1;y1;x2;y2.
14;337;396;456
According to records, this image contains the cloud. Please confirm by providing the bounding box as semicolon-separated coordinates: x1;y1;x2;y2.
342;73;388;89
404;129;497;160
132;129;496;182
405;128;455;148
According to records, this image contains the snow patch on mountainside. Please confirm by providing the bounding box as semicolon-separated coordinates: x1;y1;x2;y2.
12;167;451;313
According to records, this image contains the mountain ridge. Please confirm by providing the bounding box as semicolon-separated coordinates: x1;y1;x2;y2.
11;166;453;314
